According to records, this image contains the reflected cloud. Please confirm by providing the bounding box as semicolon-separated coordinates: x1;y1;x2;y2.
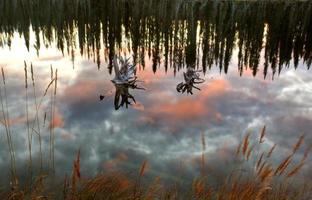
49;108;65;129
132;101;145;111
1;0;312;191
0;47;311;189
62;80;101;104
141;79;229;130
7;116;29;126
149;98;208;120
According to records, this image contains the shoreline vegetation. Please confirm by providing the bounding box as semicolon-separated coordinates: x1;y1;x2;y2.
0;65;311;199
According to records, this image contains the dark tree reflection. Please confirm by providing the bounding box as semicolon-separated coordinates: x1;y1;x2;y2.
1;0;312;77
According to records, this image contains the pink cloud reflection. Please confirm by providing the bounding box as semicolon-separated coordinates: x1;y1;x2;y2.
138;79;230;129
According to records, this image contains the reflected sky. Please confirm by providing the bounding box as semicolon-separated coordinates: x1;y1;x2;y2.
0;31;312;188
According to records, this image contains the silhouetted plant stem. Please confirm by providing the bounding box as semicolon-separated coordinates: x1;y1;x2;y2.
0;68;17;188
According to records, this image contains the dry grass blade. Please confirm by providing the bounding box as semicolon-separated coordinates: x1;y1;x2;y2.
50;65;53;80
236;140;242;156
30;63;34;83
42;78;55;99
256;153;264;170
257;161;267;176
51;68;58;173
303;143;312;161
246;146;253;160
43;112;46;128
274;155;292;176
259;165;273;182
71;150;81;198
293;134;305;154
74;150;81;179
259;126;266;143
49;66;54;173
193;179;205;198
24;61;28;89
267;144;276;158
63;174;69;199
286;143;312;178
1;68;5;85
139;160;147;177
242;133;250;156
54;69;58;95
24;61;32;184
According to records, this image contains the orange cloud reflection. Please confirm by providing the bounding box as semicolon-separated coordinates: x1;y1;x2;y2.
146;79;229;123
49;108;65;129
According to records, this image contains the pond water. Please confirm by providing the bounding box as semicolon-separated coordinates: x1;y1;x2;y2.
0;0;312;191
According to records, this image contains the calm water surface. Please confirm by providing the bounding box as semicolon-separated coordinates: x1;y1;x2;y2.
0;0;312;187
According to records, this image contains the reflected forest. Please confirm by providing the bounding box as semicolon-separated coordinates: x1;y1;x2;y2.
1;0;312;77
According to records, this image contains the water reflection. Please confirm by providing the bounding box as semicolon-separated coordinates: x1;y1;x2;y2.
111;56;137;85
0;0;312;193
0;0;311;76
176;67;204;95
100;56;145;110
113;83;138;110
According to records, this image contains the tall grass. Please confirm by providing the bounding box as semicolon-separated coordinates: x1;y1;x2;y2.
24;62;32;184
48;66;58;173
0;64;58;199
7;126;310;200
0;68;17;189
49;66;54;173
60;127;310;200
52;69;58;173
29;63;43;172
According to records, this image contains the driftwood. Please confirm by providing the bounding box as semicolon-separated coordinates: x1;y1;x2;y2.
100;56;144;110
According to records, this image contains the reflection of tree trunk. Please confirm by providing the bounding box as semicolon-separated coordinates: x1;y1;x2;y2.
186;2;198;67
1;0;312;76
113;56;119;76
